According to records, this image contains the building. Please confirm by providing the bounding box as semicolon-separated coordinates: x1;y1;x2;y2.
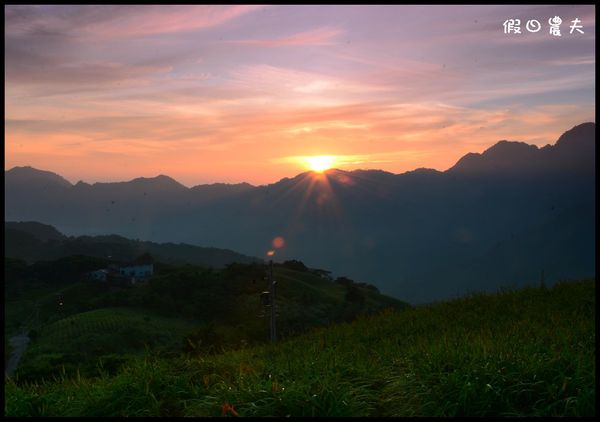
119;263;153;279
85;253;154;284
119;253;154;284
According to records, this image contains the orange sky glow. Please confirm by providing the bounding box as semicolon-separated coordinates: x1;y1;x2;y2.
5;5;595;186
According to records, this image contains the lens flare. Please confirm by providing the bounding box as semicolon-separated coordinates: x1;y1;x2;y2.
272;236;285;249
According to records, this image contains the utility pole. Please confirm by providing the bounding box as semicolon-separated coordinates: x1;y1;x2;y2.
540;269;546;288
269;259;277;343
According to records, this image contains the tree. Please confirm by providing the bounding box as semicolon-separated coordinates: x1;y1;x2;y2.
345;284;365;304
282;260;308;272
335;276;354;286
311;268;333;281
134;252;154;265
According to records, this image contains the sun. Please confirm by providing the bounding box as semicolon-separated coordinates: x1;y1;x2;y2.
305;155;336;173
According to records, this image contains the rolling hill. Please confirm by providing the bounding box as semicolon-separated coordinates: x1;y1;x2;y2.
6;255;408;383
5;221;261;268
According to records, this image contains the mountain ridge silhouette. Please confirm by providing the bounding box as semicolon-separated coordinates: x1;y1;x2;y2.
5;122;595;303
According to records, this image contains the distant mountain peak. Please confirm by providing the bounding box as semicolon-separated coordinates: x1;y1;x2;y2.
87;174;187;192
446;143;535;173
488;139;537;149
5;221;65;241
130;174;186;188
448;122;595;174
555;122;595;148
191;181;254;190
5;166;72;188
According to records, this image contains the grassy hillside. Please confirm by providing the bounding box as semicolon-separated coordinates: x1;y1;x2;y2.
5;275;112;337
6;258;406;384
94;262;407;342
5;279;594;417
15;308;195;381
31;308;192;351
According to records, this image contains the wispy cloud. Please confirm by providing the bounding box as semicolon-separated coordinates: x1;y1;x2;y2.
4;5;595;185
5;5;263;38
6;59;172;87
228;26;343;46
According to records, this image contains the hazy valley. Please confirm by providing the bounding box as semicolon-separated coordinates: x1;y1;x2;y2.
6;122;595;303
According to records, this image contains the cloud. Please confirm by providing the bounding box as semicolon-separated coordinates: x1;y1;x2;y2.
6;58;172;88
4;5;262;90
224;64;387;108
543;56;595;66
5;5;263;39
228;26;343;46
4;5;595;185
6;98;594;185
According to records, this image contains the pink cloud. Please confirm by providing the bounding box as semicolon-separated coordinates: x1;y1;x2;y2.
5;5;264;39
4;5;595;186
229;26;343;46
92;6;261;38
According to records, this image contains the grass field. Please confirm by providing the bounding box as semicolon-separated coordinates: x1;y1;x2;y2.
5;284;59;336
5;282;112;338
13;307;195;382
31;307;194;352
5;279;594;417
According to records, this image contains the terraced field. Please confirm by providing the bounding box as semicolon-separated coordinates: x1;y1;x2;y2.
33;307;194;352
14;307;196;381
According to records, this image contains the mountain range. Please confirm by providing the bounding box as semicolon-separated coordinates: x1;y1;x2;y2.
5;122;595;303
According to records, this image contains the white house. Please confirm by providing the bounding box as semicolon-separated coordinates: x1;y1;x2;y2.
86;254;154;284
119;263;153;279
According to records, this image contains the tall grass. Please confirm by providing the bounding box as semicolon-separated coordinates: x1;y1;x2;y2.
5;279;595;417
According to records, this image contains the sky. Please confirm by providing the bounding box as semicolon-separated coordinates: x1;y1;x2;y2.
5;5;595;186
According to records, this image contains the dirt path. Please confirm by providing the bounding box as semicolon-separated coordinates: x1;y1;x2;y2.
5;300;40;377
5;333;30;377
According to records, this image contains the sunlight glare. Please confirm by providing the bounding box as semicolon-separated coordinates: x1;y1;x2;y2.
305;155;336;173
